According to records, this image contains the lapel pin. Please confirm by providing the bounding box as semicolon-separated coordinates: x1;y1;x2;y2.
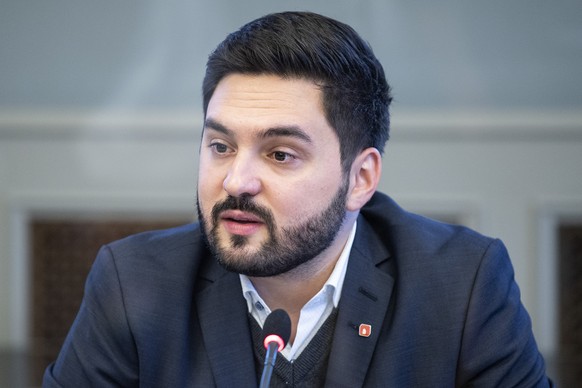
358;323;372;337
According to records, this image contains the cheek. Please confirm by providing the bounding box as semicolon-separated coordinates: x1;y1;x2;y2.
271;174;342;225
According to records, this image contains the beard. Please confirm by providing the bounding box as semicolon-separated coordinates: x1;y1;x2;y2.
197;181;349;277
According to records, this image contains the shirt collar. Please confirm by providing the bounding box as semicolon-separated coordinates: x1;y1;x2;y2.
240;221;357;313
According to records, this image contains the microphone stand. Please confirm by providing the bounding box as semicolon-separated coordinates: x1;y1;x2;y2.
259;341;280;388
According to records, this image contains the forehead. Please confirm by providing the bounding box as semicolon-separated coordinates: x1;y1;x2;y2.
205;74;334;140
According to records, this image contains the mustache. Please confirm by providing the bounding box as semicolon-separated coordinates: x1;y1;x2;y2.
211;195;274;225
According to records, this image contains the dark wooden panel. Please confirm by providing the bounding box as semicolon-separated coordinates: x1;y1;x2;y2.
558;224;582;387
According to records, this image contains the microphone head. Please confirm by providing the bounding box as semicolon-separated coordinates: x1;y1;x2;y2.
262;309;291;352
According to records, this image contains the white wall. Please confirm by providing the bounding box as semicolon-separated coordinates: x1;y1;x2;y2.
1;0;581;368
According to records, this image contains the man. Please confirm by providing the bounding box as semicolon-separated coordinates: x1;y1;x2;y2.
44;11;552;387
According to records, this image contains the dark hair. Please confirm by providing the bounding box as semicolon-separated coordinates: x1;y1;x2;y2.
202;11;392;173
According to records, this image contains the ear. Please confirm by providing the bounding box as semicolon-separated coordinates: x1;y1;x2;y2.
346;147;382;212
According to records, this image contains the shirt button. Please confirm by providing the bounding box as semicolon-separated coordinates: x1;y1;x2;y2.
255;301;264;311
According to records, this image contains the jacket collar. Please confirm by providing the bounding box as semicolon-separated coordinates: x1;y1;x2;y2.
325;214;394;387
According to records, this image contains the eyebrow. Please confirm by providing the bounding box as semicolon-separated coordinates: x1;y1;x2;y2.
204;118;312;144
204;118;231;135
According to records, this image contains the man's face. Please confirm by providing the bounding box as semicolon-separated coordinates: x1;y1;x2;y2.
197;74;348;277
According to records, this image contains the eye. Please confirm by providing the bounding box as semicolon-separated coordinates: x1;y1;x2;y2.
273;151;289;162
269;150;296;163
209;142;230;154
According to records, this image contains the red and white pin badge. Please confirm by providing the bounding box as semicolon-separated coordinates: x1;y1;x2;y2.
358;323;372;337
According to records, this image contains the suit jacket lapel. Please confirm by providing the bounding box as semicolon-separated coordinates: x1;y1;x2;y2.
325;216;394;387
196;263;257;388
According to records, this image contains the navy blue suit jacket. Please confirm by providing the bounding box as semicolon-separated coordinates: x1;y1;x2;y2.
43;192;551;387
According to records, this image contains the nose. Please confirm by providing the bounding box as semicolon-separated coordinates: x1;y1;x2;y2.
223;153;262;198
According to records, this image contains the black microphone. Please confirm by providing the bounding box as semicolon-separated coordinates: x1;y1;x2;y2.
259;309;291;388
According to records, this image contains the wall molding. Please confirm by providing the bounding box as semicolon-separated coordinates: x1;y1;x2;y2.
391;109;582;142
1;109;581;142
0;110;200;141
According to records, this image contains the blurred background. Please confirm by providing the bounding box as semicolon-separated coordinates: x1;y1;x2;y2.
1;0;581;386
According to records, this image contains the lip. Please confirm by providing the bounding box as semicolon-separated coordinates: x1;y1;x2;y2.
219;210;264;236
